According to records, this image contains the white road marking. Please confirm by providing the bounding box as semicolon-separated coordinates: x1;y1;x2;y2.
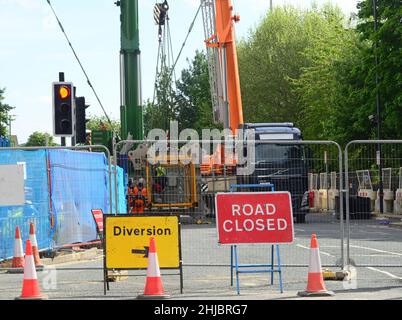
350;245;402;257
366;267;402;280
370;232;393;236
296;244;334;257
295;228;306;232
352;254;400;257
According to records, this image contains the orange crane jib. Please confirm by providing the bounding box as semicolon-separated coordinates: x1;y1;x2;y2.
214;0;243;133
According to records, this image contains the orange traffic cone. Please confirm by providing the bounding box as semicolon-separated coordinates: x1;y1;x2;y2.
29;222;44;270
298;234;335;297
137;238;170;299
8;226;25;274
15;240;48;300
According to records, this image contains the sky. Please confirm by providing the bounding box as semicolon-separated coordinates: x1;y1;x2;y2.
0;0;359;144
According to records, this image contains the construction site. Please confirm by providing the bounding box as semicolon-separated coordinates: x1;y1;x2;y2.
0;0;402;303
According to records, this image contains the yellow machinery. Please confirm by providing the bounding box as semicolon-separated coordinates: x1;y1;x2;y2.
145;155;198;210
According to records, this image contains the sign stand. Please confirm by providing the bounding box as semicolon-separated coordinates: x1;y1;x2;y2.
229;184;284;295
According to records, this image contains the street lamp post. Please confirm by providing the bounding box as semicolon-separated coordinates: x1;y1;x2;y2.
372;0;383;214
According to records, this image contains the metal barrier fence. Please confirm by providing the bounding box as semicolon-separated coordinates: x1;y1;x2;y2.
345;140;402;268
114;139;344;268
0;145;113;260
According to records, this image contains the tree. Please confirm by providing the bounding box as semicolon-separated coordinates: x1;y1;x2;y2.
143;99;166;135
355;0;402;139
25;132;58;147
175;51;219;133
0;87;14;137
144;51;219;135
87;115;120;134
144;66;177;135
237;6;315;124
290;4;367;142
298;0;402;144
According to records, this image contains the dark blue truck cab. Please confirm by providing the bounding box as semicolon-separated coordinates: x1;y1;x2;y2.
238;123;309;223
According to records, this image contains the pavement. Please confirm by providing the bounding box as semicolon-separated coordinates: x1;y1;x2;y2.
1;211;401;300
0;257;401;300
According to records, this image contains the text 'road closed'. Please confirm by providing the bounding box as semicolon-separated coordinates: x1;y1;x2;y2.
215;192;294;245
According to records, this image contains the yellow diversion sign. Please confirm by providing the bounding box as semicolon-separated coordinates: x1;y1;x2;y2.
104;215;180;269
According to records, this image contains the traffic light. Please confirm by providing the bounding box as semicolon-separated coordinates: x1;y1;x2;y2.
75;96;89;144
52;82;74;136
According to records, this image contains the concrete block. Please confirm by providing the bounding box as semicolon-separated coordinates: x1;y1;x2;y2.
107;270;128;282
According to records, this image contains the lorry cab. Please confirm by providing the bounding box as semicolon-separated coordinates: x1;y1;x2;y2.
238;123;309;223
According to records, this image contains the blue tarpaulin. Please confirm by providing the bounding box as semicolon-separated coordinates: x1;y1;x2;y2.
110;165;127;214
49;150;110;246
0;149;126;260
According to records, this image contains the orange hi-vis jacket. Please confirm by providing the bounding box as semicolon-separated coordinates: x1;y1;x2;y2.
132;186;148;214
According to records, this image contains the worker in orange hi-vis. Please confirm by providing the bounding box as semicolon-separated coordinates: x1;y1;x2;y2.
127;179;136;214
133;178;148;214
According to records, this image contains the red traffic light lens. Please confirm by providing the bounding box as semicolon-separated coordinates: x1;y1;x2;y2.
59;86;70;99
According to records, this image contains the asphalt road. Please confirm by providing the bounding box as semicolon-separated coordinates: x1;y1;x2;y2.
1;212;402;300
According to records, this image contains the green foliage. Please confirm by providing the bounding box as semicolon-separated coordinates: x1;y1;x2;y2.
291;4;369;143
356;0;402;140
0;87;14;137
238;1;401;145
237;6;315;124
144;66;177;134
175;51;220;133
144;52;218;135
87;115;120;133
142;2;401;146
297;0;402;144
25;132;58;147
143;99;167;135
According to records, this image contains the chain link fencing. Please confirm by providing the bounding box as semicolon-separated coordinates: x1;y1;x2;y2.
345;141;402;269
114;139;344;269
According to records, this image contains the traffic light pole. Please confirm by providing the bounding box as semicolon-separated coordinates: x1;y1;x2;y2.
72;86;77;147
59;72;66;147
117;0;144;141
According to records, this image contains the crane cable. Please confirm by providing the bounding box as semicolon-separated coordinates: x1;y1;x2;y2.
152;1;176;107
152;1;202;100
169;3;202;79
45;0;119;139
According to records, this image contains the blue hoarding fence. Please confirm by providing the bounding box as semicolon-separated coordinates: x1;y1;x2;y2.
0;147;126;261
0;136;10;147
0;150;51;260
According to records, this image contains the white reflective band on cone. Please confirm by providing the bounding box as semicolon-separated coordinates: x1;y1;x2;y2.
24;256;38;280
29;234;38;247
14;240;23;257
146;253;161;277
308;248;323;273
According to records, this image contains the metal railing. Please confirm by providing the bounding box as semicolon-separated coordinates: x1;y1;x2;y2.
113;139;344;268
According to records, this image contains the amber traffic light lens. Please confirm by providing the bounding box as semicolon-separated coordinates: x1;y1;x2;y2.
59;86;70;99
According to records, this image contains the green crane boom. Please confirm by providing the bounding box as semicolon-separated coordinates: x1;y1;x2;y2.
118;0;144;141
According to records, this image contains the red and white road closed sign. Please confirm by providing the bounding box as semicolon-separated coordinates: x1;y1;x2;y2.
215;192;294;245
